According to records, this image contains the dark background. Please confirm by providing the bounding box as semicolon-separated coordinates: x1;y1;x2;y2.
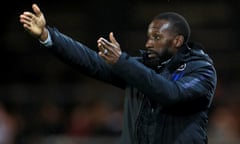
0;0;239;144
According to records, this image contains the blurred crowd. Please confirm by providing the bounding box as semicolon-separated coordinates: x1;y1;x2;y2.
0;81;124;144
208;83;240;144
0;98;123;144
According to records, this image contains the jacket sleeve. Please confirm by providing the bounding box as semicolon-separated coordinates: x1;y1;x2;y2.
112;53;217;107
42;26;125;88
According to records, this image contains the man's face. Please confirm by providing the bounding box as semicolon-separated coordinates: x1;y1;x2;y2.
145;19;178;59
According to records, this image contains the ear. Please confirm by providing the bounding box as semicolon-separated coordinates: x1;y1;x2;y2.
174;35;184;48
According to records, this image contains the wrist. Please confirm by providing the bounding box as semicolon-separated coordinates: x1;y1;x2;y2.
39;27;48;41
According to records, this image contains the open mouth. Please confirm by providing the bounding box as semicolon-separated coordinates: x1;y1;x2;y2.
146;50;159;58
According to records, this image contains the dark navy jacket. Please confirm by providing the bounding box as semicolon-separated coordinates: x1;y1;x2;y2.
44;26;217;144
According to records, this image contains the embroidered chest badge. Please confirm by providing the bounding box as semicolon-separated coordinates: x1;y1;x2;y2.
171;63;186;81
177;63;186;71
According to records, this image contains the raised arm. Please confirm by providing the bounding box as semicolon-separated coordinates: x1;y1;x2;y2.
19;4;125;88
112;53;217;107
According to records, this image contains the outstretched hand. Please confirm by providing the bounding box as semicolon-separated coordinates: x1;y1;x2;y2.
97;32;122;65
19;3;48;41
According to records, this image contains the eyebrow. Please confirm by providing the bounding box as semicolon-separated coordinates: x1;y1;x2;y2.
147;31;162;37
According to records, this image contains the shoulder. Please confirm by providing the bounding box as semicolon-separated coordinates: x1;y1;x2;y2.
186;43;216;73
184;59;216;76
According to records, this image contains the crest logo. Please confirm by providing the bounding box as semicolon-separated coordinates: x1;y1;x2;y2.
177;63;186;71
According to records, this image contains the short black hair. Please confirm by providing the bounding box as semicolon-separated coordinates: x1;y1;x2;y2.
154;12;191;43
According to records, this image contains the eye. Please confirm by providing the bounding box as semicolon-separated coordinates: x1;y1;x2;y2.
148;34;161;41
153;36;160;40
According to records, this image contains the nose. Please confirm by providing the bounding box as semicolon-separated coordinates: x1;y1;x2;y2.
145;38;154;49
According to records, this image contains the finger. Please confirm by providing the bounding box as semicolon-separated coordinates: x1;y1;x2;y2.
99;38;113;47
97;40;104;50
20;15;32;22
32;3;42;17
97;39;103;48
97;42;102;49
98;43;103;50
23;12;34;18
99;38;116;50
98;51;111;61
98;43;106;53
98;37;120;55
19;18;31;26
109;32;119;45
97;37;102;43
23;24;31;31
98;40;116;54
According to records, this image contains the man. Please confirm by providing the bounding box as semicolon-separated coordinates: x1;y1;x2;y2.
19;3;217;144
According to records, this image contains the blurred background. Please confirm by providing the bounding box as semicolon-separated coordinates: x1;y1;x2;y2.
0;0;239;143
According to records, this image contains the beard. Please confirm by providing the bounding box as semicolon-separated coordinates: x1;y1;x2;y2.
141;47;173;70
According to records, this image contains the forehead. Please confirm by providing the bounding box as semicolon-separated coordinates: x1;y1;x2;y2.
148;19;171;34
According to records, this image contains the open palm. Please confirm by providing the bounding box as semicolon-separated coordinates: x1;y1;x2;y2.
19;4;46;38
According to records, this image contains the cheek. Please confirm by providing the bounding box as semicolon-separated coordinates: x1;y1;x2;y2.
155;40;171;53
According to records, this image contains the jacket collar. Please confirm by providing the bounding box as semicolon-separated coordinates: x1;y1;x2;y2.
165;43;190;73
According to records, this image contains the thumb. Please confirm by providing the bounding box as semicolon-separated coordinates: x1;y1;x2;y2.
109;32;119;45
32;3;42;16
